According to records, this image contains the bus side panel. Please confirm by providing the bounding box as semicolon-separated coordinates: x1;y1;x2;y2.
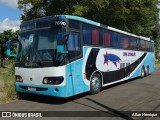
65;48;90;96
66;62;89;96
65;65;77;97
129;52;155;79
149;52;155;73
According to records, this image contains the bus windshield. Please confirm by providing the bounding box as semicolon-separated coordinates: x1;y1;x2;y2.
16;28;66;66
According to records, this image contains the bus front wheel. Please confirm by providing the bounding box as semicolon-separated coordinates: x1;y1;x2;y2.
90;73;102;95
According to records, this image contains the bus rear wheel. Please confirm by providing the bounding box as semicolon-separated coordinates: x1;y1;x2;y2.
141;66;145;78
90;73;101;95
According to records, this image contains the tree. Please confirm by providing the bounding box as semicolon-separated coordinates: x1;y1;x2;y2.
18;0;160;58
152;23;160;59
18;0;159;34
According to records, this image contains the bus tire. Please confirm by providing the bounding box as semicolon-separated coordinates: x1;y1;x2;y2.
90;73;101;95
17;92;28;99
145;66;149;77
141;66;145;78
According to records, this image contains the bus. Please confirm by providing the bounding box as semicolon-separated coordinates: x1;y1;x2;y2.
15;15;155;98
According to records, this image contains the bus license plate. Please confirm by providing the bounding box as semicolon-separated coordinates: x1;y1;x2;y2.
28;87;36;91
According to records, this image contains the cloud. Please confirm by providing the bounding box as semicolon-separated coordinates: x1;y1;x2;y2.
0;18;20;33
0;0;18;8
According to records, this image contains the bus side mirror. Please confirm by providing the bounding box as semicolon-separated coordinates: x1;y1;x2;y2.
64;33;69;52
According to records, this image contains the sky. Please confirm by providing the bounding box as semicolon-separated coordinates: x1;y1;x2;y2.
0;0;22;33
0;1;160;33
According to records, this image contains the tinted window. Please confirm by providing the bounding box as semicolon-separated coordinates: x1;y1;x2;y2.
150;42;154;52
139;40;146;51
83;25;92;44
111;32;117;48
129;37;137;50
118;34;129;49
36;21;50;28
92;28;99;45
67;32;81;60
104;30;111;47
20;23;35;32
146;41;150;51
123;36;129;49
69;20;80;29
83;24;102;45
118;34;123;49
68;32;80;51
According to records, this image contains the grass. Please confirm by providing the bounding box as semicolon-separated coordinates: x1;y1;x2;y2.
155;61;160;64
155;61;160;70
0;61;17;104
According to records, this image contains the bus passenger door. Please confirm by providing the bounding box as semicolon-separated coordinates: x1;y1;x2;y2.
67;32;83;95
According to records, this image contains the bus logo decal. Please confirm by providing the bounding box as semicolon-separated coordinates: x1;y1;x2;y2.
103;51;121;67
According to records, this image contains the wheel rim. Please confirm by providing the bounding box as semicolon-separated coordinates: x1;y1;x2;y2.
91;77;100;91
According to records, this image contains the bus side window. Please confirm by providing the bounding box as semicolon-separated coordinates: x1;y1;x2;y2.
111;32;118;48
104;30;111;47
68;32;80;51
146;41;150;51
129;37;137;50
92;28;99;45
118;34;123;49
83;26;92;44
150;42;154;52
139;40;146;51
118;34;129;49
67;32;81;60
123;36;129;49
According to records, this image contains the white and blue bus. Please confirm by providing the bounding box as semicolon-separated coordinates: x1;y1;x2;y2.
15;15;155;98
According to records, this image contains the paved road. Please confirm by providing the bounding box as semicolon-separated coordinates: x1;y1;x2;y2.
0;68;160;120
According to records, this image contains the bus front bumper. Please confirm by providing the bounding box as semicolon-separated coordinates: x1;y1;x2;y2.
15;83;69;98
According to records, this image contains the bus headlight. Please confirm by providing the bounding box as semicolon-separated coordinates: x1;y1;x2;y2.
16;76;20;82
19;77;23;82
43;77;64;85
16;76;23;82
43;78;48;84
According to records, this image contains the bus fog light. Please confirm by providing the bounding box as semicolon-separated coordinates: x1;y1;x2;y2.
43;78;48;84
55;88;59;92
49;80;52;84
